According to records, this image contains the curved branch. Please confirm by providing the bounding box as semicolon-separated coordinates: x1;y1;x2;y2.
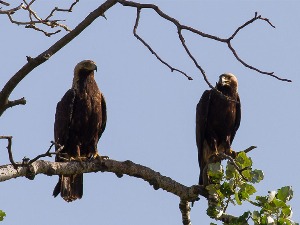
133;8;193;80
0;0;118;116
117;0;291;83
0;158;203;202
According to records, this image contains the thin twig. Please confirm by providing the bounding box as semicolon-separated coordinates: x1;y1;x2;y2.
5;97;26;109
0;3;24;14
177;28;214;88
0;136;18;168
28;141;64;164
227;42;291;82
2;0;78;36
0;0;9;6
133;8;192;80
242;145;257;154
45;0;79;20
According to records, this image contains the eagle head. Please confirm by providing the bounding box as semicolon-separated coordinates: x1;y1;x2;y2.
217;73;238;93
72;60;98;89
74;60;97;75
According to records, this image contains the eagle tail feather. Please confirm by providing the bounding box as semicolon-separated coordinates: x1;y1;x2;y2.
53;174;83;202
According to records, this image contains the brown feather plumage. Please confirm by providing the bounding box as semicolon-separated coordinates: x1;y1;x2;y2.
53;60;106;202
196;73;241;186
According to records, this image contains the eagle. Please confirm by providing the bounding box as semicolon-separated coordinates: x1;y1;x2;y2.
53;60;107;202
196;73;241;186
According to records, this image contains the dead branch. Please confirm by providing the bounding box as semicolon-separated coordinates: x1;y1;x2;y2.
0;158;202;202
0;0;118;117
0;3;23;14
179;200;192;225
133;8;193;80
0;136;18;168
117;0;291;83
45;0;79;21
0;1;9;6
5;97;26;108
241;145;257;154
1;0;78;36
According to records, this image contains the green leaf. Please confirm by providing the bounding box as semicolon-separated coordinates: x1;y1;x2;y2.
235;191;242;205
252;210;261;224
235;152;252;168
220;182;234;197
281;205;292;218
277;186;293;202
208;162;223;183
278;218;292;225
0;210;6;221
250;169;264;183
206;184;219;196
238;211;252;222
272;198;286;208
241;169;252;180
256;195;268;205
206;205;223;219
239;183;256;201
226;163;236;180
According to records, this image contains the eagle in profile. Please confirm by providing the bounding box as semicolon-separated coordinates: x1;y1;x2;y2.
53;60;107;202
196;73;241;186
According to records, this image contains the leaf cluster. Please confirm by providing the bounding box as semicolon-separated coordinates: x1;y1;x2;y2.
205;152;297;225
0;210;6;222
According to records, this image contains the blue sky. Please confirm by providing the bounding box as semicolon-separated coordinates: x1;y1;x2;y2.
0;1;299;224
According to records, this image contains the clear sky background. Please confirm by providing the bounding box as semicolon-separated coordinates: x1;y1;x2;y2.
0;1;299;224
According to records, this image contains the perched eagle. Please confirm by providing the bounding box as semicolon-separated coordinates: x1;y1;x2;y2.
196;73;241;186
53;60;107;202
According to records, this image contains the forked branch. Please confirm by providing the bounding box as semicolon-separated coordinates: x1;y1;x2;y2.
117;0;291;83
0;0;79;36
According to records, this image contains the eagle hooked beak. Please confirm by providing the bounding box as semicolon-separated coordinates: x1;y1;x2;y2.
220;76;230;86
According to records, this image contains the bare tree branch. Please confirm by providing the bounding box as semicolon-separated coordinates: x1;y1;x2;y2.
133;8;193;80
0;136;18;168
0;0;118;116
5;97;26;109
117;0;291;83
0;0;80;35
179;200;192;225
0;0;9;6
45;0;79;21
0;3;24;14
0;158;203;202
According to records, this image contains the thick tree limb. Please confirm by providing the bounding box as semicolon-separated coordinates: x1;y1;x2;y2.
179;200;192;225
0;158;203;202
0;0;118;116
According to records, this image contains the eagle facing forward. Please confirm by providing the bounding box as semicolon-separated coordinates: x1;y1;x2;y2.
196;73;241;186
53;60;107;202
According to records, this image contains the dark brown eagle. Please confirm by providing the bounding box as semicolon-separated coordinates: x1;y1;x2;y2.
53;60;107;202
196;73;241;186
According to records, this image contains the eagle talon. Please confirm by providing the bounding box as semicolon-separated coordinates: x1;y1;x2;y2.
88;153;109;161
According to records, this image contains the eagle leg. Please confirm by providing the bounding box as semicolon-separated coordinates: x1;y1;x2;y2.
224;137;237;158
67;145;86;168
87;152;109;161
209;139;220;162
